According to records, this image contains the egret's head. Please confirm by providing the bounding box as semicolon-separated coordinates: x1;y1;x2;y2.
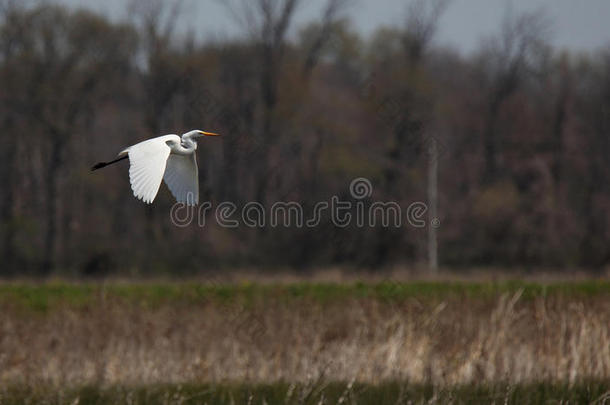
182;129;220;140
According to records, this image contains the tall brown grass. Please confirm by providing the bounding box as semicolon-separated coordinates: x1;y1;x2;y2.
0;289;608;387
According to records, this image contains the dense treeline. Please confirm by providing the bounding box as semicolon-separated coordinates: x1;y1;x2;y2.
0;0;609;275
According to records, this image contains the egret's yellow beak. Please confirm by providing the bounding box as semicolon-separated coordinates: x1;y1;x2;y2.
198;131;220;136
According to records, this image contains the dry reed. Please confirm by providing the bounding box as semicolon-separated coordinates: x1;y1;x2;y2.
0;289;608;387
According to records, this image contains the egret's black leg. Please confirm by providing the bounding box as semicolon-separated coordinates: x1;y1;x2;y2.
91;155;128;171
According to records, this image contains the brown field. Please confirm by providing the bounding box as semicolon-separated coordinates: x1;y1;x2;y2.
0;282;608;389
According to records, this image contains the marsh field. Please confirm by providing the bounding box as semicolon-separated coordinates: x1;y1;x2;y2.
0;277;608;404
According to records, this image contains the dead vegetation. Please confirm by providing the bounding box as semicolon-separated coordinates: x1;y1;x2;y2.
0;285;608;388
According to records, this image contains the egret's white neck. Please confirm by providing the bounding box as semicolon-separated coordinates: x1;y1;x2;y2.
177;130;202;154
180;137;197;151
168;140;194;156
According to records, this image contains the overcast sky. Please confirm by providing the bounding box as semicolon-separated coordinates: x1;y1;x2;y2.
54;0;610;55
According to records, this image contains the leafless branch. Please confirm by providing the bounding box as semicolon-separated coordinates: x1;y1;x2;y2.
302;0;352;76
273;0;299;45
217;0;302;46
403;0;451;62
127;0;184;47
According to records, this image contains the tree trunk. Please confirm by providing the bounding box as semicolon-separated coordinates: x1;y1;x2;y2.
427;137;438;273
42;133;65;275
1;132;15;274
482;100;500;185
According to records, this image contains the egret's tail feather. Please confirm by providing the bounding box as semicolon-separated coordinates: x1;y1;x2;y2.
91;155;128;171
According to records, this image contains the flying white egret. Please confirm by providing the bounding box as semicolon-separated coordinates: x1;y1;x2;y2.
92;129;220;206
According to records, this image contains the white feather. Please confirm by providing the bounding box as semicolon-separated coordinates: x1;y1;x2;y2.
123;135;178;204
163;153;199;206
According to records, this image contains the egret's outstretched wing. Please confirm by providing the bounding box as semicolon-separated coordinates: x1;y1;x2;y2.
124;137;172;204
163;153;199;206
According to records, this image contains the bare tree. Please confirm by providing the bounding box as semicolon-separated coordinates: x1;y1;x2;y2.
301;0;351;77
378;0;450;270
218;0;350;203
382;0;450;176
128;0;188;270
127;0;186;135
0;5;138;273
127;0;183;53
0;0;24;271
549;55;570;189
427;138;439;272
404;0;450;272
577;52;610;266
480;7;550;185
403;0;451;64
